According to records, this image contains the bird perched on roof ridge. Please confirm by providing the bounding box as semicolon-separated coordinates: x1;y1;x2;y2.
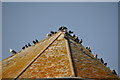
9;49;17;55
68;30;73;34
50;31;55;34
100;58;104;63
22;46;25;50
28;43;31;46
112;70;117;75
72;34;76;39
46;33;52;37
104;63;107;66
25;45;28;48
58;27;63;31
33;40;36;44
58;26;68;32
36;39;39;43
87;46;90;49
79;39;82;44
94;54;98;58
75;37;79;43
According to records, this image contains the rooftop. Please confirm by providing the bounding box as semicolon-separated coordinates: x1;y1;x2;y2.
0;27;119;79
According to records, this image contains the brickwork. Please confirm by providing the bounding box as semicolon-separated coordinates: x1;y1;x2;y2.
19;38;73;78
69;38;118;78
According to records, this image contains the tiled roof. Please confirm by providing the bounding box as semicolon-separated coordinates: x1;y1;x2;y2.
1;30;119;79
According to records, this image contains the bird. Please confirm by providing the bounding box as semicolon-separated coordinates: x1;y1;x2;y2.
50;31;55;34
94;54;98;58
62;27;68;32
46;34;52;37
63;26;67;29
89;50;92;52
28;43;31;46
33;40;36;44
68;30;73;34
79;39;82;44
58;27;63;31
9;49;17;55
36;39;39;43
86;47;88;49
25;45;28;48
22;46;25;50
72;34;76;39
58;26;68;32
75;37;79;43
54;32;57;34
112;70;117;75
86;46;92;52
60;26;65;30
87;46;90;49
104;63;107;66
100;58;104;63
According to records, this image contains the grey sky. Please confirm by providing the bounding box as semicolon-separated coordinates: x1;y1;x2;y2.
2;2;118;75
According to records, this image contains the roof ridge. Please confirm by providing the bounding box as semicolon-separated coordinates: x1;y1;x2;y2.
2;32;62;78
15;32;63;79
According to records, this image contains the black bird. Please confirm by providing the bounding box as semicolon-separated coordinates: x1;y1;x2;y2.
95;54;98;58
79;39;82;44
50;31;55;34
36;39;39;43
104;63;107;66
54;32;57;34
22;46;25;50
72;34;76;38
63;27;67;30
60;26;65;30
25;45;28;48
28;43;31;46
63;26;67;29
47;34;52;37
68;30;73;34
89;49;92;52
33;40;36;44
100;58;104;63
58;27;62;31
75;37;79;43
112;70;117;75
59;26;67;31
10;49;17;54
62;26;68;32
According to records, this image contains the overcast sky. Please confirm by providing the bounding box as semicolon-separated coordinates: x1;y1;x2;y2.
2;2;119;75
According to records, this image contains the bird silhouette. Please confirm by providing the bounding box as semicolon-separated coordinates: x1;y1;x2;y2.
50;31;54;34
104;63;107;66
79;39;82;44
112;70;117;75
33;40;36;44
22;46;25;50
25;45;28;48
100;58;104;63
68;30;73;34
28;43;31;46
36;39;39;43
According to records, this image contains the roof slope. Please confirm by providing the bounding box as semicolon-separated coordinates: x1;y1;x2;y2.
68;35;118;78
1;30;119;79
